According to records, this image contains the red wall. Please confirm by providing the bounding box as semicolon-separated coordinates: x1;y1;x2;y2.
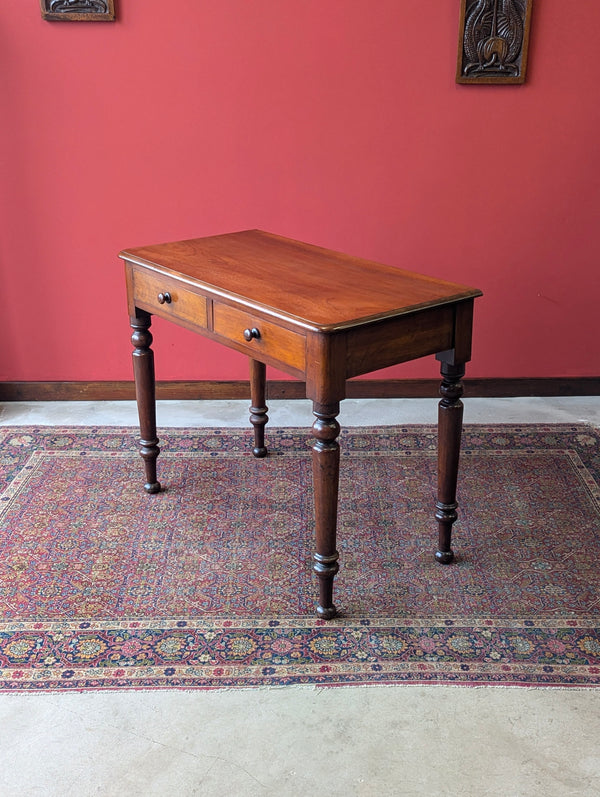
2;1;599;383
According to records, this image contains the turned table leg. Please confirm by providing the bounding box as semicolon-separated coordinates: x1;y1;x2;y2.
249;358;268;458
311;401;341;619
435;360;465;564
130;310;161;494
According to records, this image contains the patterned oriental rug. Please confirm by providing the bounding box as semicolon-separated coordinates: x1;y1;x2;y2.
0;424;599;692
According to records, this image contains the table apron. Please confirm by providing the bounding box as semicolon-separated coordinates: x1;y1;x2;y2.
344;304;457;378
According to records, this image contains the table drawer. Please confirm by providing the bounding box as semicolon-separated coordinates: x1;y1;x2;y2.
213;303;306;372
132;269;208;329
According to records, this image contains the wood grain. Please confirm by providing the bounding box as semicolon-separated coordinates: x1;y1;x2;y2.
121;230;481;332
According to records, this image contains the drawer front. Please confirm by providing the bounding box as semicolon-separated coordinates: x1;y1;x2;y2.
132;269;208;329
213;303;306;372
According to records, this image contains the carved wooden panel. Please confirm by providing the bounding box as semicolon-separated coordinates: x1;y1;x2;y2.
457;0;533;84
40;0;115;21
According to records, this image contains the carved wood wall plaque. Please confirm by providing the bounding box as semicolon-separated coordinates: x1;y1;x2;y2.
457;0;533;84
40;0;115;21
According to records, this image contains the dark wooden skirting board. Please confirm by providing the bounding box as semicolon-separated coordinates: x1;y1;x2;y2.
0;378;598;402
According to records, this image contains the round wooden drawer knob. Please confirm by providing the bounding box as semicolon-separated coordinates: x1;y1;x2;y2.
157;292;172;304
243;327;260;341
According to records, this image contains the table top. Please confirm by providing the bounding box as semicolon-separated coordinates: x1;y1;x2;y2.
120;230;482;332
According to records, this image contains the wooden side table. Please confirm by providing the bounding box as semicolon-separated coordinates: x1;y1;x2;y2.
120;230;482;618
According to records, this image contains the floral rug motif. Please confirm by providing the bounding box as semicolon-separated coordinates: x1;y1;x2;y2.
0;424;599;691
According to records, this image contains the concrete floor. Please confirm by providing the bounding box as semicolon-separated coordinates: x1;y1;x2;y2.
1;395;600;428
1;397;599;796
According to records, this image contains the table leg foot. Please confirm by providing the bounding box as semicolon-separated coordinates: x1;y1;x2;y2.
316;604;338;621
249;359;268;458
131;311;161;494
314;552;339;619
436;360;465;564
311;403;341;619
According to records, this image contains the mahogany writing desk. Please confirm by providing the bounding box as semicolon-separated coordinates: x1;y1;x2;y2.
120;230;482;619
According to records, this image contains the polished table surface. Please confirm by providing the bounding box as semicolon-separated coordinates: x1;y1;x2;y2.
120;230;482;618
